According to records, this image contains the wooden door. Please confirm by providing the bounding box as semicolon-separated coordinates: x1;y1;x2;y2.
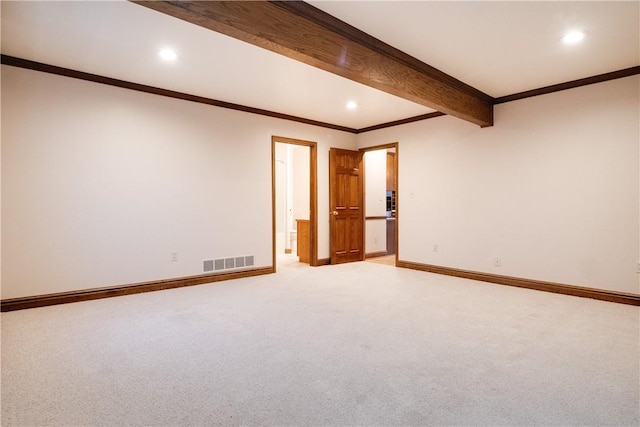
329;148;364;264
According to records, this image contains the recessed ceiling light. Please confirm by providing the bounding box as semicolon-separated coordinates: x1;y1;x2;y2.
158;48;178;61
346;101;358;110
562;30;586;45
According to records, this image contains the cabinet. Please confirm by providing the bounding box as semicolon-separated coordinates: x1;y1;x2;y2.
296;219;310;263
386;219;396;255
386;152;396;192
386;152;397;254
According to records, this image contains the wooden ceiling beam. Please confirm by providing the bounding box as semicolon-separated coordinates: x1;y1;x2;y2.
132;0;494;127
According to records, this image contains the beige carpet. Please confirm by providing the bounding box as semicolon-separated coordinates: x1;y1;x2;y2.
2;260;639;426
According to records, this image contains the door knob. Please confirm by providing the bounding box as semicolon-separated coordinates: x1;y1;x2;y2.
331;211;339;216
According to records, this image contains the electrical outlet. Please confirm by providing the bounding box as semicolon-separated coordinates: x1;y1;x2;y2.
171;252;178;262
433;244;438;252
494;258;502;267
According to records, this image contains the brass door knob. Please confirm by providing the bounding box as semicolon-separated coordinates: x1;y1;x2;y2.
331;211;339;216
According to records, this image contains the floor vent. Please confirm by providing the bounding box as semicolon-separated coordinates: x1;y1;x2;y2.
208;256;255;272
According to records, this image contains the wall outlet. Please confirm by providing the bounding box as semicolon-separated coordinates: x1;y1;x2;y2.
171;252;178;262
433;244;438;252
494;258;502;267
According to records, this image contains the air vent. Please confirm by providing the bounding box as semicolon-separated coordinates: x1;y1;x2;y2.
209;255;255;272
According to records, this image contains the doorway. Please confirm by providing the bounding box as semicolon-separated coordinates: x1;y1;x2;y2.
271;136;317;270
362;143;399;266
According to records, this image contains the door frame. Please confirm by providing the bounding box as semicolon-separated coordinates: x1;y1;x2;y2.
360;142;399;265
271;136;318;269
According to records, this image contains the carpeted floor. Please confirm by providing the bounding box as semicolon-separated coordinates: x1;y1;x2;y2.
2;259;639;426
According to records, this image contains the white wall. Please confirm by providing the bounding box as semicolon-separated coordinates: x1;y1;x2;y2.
4;66;637;299
1;65;356;299
358;75;640;294
291;145;310;221
364;150;387;254
274;143;288;253
274;142;309;254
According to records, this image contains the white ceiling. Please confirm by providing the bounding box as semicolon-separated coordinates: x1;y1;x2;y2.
309;0;640;98
2;1;638;130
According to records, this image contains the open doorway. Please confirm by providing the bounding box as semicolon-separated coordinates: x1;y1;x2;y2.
362;143;398;266
271;136;317;270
